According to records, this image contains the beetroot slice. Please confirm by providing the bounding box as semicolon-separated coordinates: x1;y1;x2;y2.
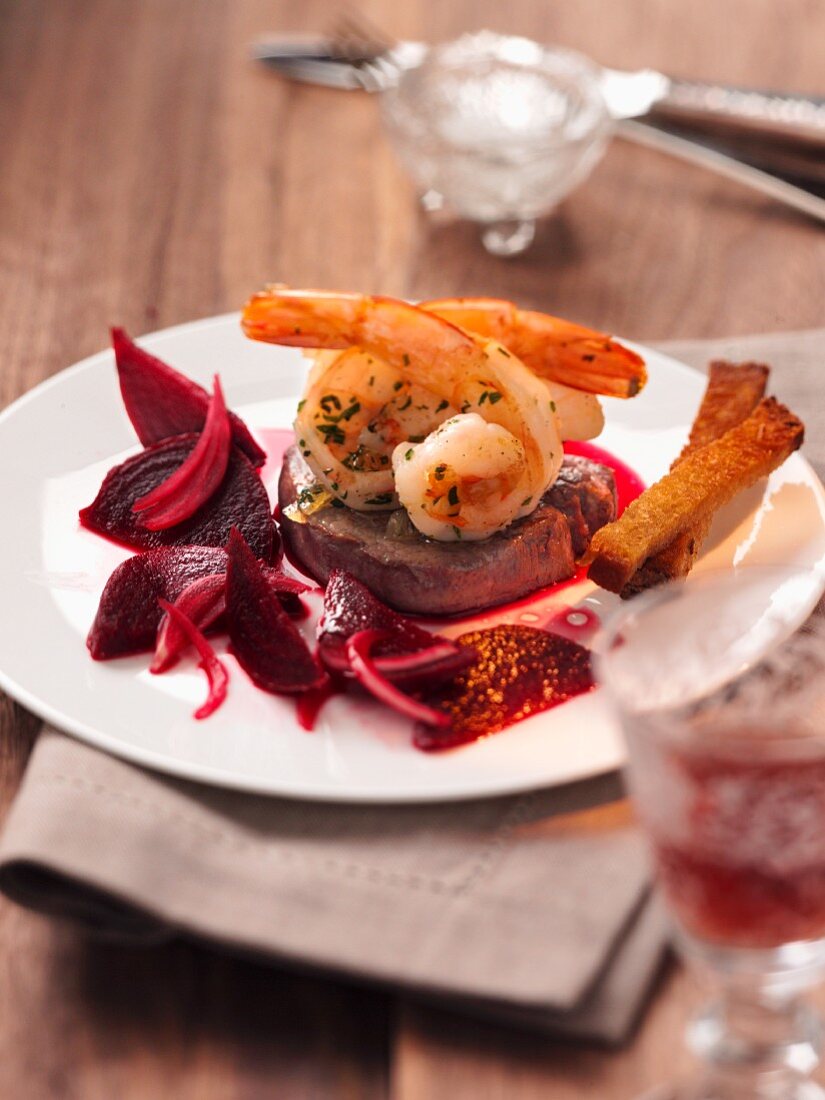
133;376;232;529
226;529;327;694
89;546;306;660
152;573;226;673
80;435;275;560
157;598;228;720
318;570;469;683
152;566;311;672
113;327;266;467
347;631;451;728
88;547;228;659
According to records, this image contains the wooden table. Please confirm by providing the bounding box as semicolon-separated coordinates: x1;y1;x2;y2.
1;1;823;1095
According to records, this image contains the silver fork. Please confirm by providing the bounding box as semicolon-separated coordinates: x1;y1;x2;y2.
326;11;412;91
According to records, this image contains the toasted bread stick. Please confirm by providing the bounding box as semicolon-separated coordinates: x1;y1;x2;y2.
678;362;771;458
586;397;804;593
621;362;769;597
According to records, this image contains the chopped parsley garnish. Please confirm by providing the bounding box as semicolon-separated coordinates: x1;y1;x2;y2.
393;381;403;391
297;399;306;412
478;388;503;406
521;496;532;506
405;448;414;460
499;347;511;358
434;464;447;480
320;394;342;413
341;402;361;420
397;396;412;411
317;423;346;445
365;493;394;506
436;399;449;413
297;484;326;507
452;526;462;539
447;486;459;506
549;400;557;412
402;353;410;366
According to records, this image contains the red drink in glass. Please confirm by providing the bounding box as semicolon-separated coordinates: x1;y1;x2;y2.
648;746;825;949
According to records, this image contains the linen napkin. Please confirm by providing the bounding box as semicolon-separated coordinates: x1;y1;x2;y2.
0;328;821;1043
0;728;660;1044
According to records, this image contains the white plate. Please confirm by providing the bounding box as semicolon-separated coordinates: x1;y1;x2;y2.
1;313;824;803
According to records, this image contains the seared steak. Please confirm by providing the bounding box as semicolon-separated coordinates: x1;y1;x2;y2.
278;446;616;616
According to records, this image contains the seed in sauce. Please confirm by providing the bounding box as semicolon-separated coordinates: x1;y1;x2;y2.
415;623;593;751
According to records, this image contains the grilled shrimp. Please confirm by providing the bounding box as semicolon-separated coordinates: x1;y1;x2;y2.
392;414;528;541
296;347;459;508
421;297;646;398
543;380;604;441
242;288;562;538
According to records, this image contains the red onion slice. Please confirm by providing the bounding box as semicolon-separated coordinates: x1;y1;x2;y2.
152;566;312;673
346;630;451;729
133;376;231;529
156;598;229;720
152;573;227;673
372;642;475;687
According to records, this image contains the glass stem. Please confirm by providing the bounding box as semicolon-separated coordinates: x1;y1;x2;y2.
481;219;536;257
688;985;823;1096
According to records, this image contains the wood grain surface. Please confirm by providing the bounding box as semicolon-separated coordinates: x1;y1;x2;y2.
0;0;823;1096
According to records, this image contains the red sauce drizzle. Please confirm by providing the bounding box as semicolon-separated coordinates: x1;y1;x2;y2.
256;427;295;485
296;679;341;731
653;750;825;948
543;605;602;644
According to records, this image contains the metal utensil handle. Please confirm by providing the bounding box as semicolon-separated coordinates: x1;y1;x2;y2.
654;80;825;146
616;120;825;226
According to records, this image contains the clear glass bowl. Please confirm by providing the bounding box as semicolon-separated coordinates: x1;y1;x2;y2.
380;31;611;256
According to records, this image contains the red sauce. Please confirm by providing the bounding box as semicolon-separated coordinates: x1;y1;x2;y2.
564;440;645;514
296;679;341;731
543;605;601;644
651;749;825;948
256;427;295;485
